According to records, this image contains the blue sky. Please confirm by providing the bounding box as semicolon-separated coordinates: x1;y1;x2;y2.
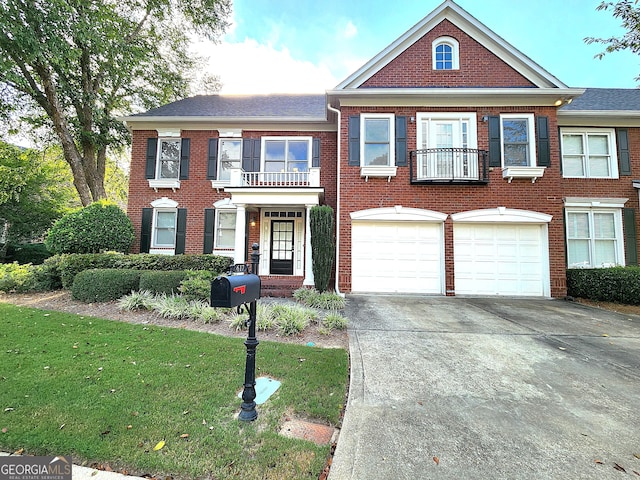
194;0;640;94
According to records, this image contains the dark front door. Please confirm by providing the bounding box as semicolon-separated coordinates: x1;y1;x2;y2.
270;220;294;275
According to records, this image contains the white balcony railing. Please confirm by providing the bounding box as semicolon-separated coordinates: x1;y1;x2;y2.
226;167;321;187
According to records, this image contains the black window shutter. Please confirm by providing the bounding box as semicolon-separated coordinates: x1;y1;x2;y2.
558;127;563;175
207;139;218;180
348;116;360;166
617;128;631;176
242;138;261;172
203;208;215;254
536;116;550;167
140;208;153;253
179;138;190;180
488;116;501;167
395;116;407;167
624;207;638;266
145;138;158;179
312;138;321;168
175;208;187;254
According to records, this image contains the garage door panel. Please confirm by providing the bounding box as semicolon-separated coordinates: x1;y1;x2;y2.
454;224;548;296
352;221;443;294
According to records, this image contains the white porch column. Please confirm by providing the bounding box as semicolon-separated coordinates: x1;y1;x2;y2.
303;204;315;286
234;204;246;264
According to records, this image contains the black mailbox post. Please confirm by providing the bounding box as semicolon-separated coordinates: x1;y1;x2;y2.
210;243;261;422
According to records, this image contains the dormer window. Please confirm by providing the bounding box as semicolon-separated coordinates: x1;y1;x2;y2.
432;36;459;70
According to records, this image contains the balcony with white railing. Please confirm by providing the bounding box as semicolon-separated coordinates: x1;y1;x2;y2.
409;148;489;185
220;167;321;188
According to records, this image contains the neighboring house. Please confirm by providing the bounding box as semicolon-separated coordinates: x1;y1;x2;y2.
122;0;640;298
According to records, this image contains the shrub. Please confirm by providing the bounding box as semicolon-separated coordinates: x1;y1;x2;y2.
118;290;156;311
322;312;348;331
187;300;222;323
153;293;191;319
567;266;640;304
46;201;134;255
256;303;278;331
139;270;189;295
57;253;231;289
71;268;141;302
293;287;346;310
273;304;313;336
0;262;36;293
6;243;51;265
179;270;216;301
310;205;335;292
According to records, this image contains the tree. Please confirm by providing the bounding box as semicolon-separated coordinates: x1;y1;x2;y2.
585;1;640;81
310;205;336;292
0;141;77;260
0;0;230;206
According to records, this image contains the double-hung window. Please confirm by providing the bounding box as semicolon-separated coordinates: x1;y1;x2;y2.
501;114;536;167
157;139;181;179
215;210;236;250
263;137;311;173
361;114;395;167
153;210;177;248
566;208;623;268
561;128;618;178
218;139;242;181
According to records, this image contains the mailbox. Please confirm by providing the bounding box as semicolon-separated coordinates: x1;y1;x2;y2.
210;274;261;308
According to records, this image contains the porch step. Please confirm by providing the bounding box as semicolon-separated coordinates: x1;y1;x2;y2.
260;276;304;298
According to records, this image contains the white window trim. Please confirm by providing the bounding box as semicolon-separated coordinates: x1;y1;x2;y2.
500;113;536;168
151;208;177;251
432;36;459;70
148;138;181;191
565;206;625;268
212;199;237;252
212;138;242;186
359;113;397;180
560;127;619;179
260;136;313;172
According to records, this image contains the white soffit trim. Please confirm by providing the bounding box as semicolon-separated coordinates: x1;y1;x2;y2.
564;197;628;208
334;0;568;89
350;206;448;222
151;197;179;208
557;110;640;128
451;207;552;223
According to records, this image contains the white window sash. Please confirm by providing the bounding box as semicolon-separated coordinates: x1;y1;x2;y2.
360;113;395;167
561;128;618;179
566;208;624;268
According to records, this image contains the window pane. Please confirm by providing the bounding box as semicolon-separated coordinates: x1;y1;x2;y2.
219;140;241;181
156;211;176;228
218;212;236;228
216;211;236;249
364;144;389;166
567;213;589;238
589;156;610;176
593;213;615;239
594;240;616;266
155;229;175;246
287;140;308;161
587;135;609;155
563;135;584;155
502;119;528;143
160;140;180;160
217;230;234;248
365;119;389;142
568;239;590;266
265;140;286;160
160;160;179;179
564;157;585;176
504;144;528;166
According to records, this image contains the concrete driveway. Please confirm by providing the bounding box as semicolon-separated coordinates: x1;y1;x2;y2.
329;296;640;480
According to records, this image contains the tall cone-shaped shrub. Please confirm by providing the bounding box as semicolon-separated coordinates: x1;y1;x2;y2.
310;205;335;292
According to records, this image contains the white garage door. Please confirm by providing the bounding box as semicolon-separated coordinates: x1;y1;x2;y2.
352;221;443;294
454;223;547;296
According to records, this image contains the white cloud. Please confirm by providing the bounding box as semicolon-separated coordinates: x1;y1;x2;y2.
343;20;358;40
192;38;338;94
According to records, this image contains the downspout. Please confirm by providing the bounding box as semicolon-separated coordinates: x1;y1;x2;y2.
327;103;344;297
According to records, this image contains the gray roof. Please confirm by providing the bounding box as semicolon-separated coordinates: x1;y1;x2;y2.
131;94;328;119
562;88;640;111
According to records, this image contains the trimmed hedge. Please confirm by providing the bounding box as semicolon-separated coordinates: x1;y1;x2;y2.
55;253;231;289
139;270;189;295
567;266;640;305
71;269;142;303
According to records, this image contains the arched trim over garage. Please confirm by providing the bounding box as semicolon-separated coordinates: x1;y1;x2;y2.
451;207;552;224
452;207;551;297
351;205;448;222
350;206;447;294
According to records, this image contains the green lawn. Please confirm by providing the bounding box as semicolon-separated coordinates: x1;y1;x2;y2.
0;303;349;479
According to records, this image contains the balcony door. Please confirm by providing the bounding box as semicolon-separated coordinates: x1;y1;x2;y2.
270;220;294;275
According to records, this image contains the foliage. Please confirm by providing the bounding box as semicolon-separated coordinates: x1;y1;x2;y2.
585;1;640;82
186;300;221;323
178;270;217;301
0;262;35;293
45;201;134;255
55;253;231;289
322;312;348;331
152;293;192;319
139;270;189;295
293;287;346;310
567;266;640;304
0;142;76;261
0;0;231;206
310;205;335;292
5;243;51;265
71;268;141;302
0;303;348;479
272;304;314;336
117;290;156;311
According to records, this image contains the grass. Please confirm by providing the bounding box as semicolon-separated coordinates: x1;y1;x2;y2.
0;303;348;480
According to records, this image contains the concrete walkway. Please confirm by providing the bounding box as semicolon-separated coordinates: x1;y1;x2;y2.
329;296;640;480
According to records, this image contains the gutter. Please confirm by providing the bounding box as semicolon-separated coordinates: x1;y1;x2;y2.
327;103;344;297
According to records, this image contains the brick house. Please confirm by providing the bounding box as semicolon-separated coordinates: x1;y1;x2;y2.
122;0;640;298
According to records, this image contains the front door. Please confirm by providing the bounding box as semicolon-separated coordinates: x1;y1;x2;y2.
270;220;294;275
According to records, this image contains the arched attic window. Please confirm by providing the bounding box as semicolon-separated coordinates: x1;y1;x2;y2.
432;36;459;70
